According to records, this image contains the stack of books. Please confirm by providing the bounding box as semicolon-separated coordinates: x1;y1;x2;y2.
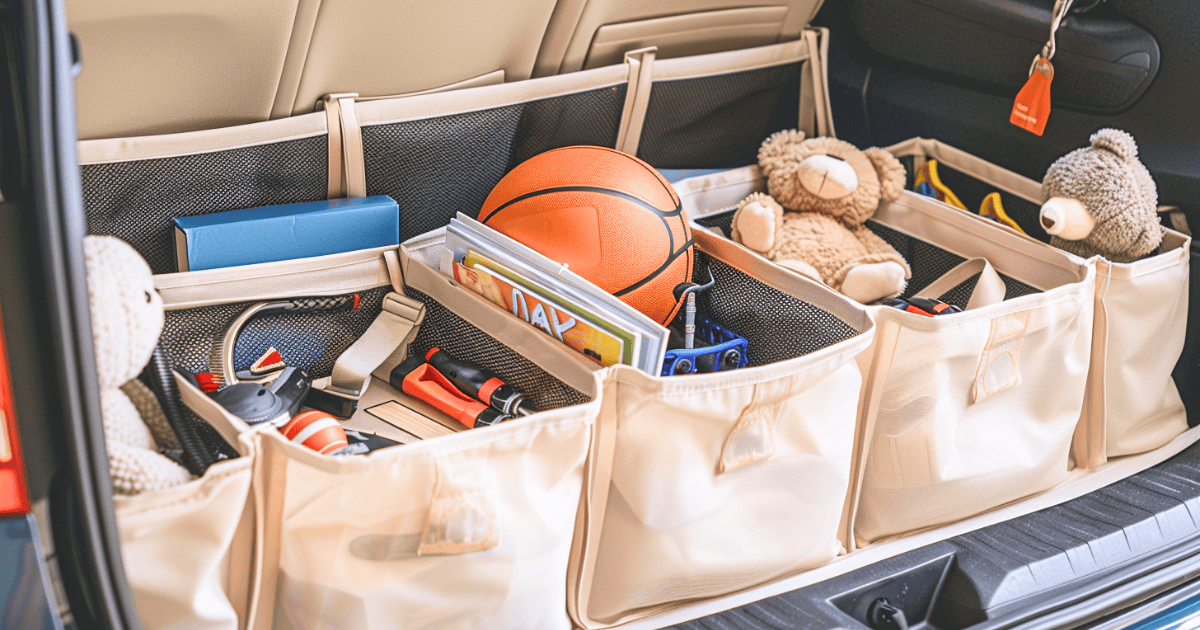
442;214;669;374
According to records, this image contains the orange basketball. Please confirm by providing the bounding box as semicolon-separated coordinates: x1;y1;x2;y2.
479;146;693;325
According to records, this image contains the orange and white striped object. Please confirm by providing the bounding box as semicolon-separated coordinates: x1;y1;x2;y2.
280;410;349;455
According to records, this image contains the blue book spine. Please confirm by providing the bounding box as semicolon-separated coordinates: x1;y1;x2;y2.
173;196;400;272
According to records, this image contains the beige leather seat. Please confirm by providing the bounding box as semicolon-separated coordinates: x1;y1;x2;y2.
66;0;301;139
68;0;560;138
67;0;823;139
533;0;825;76
272;0;560;117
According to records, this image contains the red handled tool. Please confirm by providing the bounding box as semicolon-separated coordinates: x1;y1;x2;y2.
389;356;509;428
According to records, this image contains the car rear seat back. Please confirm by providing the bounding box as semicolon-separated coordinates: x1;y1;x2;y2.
532;0;825;74
67;0;825;139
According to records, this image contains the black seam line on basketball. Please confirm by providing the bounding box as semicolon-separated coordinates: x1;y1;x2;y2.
479;186;683;225
655;205;692;255
612;238;695;297
630;155;681;207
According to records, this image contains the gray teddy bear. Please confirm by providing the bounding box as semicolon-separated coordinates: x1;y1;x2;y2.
1039;128;1163;263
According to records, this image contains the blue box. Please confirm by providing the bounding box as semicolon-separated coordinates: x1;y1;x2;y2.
173;196;399;271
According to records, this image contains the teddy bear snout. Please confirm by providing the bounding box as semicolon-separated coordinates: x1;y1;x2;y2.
797;154;859;199
1040;197;1097;241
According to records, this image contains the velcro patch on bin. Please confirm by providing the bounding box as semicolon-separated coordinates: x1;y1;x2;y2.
418;458;500;556
971;310;1030;404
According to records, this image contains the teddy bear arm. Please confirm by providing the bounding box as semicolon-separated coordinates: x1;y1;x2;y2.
730;192;785;257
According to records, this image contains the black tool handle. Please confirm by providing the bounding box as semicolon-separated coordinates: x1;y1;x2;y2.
425;348;523;414
280;294;358;313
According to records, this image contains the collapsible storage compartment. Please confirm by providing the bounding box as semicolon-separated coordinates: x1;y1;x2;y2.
113;436;254;630
152;246;602;630
80;33;847;630
886;138;1190;466
560;230;875;627
676;167;1095;545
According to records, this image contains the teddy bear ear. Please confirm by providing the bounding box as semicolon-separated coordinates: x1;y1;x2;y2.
863;147;907;202
757;129;808;177
1090;128;1139;163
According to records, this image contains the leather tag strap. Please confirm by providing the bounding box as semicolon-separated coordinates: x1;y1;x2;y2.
1159;205;1192;236
615;47;657;155
915;257;1007;311
320;93;367;199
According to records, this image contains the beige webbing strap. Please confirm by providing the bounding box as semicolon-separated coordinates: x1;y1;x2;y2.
798;55;816;138
312;291;425;411
915;257;1007;310
320;93;367;198
800;29;834;138
615;47;657;155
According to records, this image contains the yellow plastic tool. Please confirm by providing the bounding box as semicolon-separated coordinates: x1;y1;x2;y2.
914;159;968;211
979;192;1027;234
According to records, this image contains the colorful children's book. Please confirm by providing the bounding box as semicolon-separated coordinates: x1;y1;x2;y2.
442;214;668;374
450;253;634;367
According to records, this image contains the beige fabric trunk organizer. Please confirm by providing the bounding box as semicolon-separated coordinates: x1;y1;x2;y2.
676;166;1096;544
886;138;1190;467
155;245;603;630
113;428;255;630
565;230;875;628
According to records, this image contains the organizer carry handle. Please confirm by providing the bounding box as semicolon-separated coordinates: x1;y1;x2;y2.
913;257;1007;311
912;257;1027;404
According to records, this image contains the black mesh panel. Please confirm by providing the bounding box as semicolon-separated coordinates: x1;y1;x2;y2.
81;136;329;274
161;288;392;380
638;64;801;169
870;222;1042;302
406;289;592;411
897;155;1050;243
363;86;627;243
689;254;861;366
363;106;522;242
508;85;627;168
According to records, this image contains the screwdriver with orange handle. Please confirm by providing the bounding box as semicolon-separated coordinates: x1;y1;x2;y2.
389;356;509;428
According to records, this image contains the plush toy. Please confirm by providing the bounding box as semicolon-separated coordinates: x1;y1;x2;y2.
1039;129;1163;263
84;235;192;494
730;130;912;303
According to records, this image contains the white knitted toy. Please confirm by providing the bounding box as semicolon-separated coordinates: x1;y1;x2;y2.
84;235;192;494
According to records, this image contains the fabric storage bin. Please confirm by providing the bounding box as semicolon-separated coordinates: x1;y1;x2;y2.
886;138;1190;466
114;436;254;630
563;230;875;627
153;245;602;630
81;34;841;630
676;166;1095;546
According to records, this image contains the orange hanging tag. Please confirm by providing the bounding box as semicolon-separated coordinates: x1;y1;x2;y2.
1011;57;1054;136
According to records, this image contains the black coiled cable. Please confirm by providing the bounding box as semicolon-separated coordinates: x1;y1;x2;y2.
145;346;217;476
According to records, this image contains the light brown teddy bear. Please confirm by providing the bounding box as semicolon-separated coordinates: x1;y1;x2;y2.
730;130;912;303
1039;128;1163;263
